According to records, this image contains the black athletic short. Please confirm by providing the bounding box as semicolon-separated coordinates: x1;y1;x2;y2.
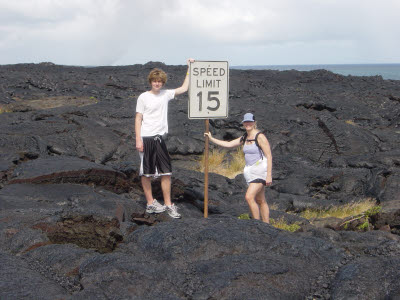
139;135;172;177
249;179;267;185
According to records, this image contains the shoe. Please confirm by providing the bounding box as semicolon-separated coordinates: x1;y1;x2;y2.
146;199;166;214
166;204;181;219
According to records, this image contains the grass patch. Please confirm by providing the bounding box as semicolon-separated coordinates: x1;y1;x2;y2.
357;221;370;231
238;213;251;220
270;217;301;232
300;198;377;220
341;205;382;231
345;120;357;126
0;106;11;114
0;96;98;113
228;148;246;175
238;214;301;232
196;147;245;178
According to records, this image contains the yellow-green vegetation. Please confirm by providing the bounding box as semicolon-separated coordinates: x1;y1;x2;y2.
342;205;382;231
197;147;245;178
345;120;357;126
364;205;381;218
238;213;251;220
0;106;11;114
89;96;98;103
270;217;301;232
300;198;377;220
228;148;246;175
357;221;370;231
238;214;301;232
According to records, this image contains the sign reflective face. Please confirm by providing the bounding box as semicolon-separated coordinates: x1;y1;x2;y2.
188;61;229;119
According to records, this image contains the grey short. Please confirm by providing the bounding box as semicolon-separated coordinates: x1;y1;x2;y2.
139;135;172;177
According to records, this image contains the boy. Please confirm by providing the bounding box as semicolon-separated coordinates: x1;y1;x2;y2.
135;58;194;218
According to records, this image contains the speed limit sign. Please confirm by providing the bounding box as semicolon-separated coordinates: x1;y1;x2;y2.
188;61;229;119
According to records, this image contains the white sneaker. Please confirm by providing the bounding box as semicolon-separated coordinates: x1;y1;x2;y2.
146;199;166;214
166;204;181;219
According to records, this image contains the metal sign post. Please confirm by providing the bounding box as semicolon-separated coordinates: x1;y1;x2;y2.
188;61;229;218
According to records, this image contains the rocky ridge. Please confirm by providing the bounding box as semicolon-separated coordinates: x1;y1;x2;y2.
0;62;399;299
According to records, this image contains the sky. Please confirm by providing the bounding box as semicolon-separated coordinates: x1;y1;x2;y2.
0;0;399;66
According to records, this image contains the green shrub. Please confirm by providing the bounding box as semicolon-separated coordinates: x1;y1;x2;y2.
300;198;377;220
364;205;381;217
340;204;381;231
357;221;370;231
238;213;251;220
270;217;301;232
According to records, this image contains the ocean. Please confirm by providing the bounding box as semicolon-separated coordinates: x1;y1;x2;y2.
231;64;400;81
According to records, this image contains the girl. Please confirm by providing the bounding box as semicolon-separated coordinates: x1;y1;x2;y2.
204;113;272;223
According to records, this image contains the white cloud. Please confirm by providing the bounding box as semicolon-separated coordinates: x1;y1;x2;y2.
0;0;399;65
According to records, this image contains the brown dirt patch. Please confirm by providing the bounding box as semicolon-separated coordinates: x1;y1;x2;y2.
1;96;98;112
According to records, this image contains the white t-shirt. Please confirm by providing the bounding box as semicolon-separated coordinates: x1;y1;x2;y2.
136;89;175;137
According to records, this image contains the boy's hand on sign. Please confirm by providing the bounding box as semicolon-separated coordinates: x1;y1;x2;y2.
187;58;195;66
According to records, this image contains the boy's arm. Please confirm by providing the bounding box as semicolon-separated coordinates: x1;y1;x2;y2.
175;58;195;96
135;112;143;152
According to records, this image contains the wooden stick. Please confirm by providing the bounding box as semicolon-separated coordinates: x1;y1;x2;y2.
204;119;209;218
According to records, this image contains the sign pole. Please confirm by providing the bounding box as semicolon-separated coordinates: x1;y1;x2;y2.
204;119;209;218
188;61;229;219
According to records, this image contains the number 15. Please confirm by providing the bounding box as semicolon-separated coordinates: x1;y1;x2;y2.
196;91;220;112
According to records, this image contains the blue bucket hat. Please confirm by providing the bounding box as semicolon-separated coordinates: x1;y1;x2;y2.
241;112;255;123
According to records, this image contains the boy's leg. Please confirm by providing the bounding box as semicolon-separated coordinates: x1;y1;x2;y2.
140;137;156;205
141;176;154;205
161;175;172;206
155;136;173;206
162;175;181;218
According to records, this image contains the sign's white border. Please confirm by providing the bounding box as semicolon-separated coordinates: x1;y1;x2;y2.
188;61;229;119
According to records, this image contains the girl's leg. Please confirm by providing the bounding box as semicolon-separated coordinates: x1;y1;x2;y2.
245;183;264;220
255;186;270;223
